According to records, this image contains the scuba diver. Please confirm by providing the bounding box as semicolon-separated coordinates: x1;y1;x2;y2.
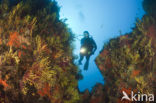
78;31;97;70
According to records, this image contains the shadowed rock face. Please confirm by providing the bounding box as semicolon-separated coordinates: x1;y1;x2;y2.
81;84;109;103
143;0;156;17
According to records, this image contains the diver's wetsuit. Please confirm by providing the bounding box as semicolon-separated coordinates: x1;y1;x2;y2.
79;37;97;69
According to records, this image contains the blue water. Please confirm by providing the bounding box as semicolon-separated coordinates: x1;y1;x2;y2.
57;0;145;92
77;49;104;92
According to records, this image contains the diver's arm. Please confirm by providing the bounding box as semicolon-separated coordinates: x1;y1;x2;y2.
81;38;84;45
94;41;97;52
92;39;97;54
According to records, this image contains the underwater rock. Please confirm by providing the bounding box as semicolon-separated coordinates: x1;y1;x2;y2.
0;0;80;103
94;0;156;102
143;0;156;17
